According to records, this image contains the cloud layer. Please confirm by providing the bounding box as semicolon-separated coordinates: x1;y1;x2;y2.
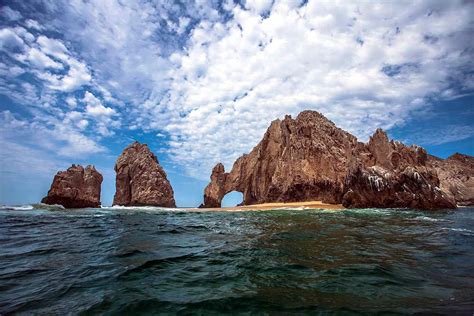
161;0;474;177
1;0;473;188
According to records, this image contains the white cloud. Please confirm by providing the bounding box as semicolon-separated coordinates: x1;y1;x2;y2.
83;91;116;116
177;16;191;34
0;6;22;21
43;0;172;106
82;91;120;136
65;96;77;108
0;110;105;158
37;35;69;61
37;57;92;91
0;61;24;77
1;30;92;92
245;0;274;14
17;47;64;69
25;19;44;31
0;28;25;51
77;119;89;129
63;111;89;130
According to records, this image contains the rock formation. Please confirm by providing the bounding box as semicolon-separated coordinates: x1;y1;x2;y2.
42;164;103;208
341;129;455;209
200;110;467;209
113;141;176;207
428;153;474;206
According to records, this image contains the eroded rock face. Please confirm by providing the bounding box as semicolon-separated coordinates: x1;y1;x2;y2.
201;110;459;209
113;141;176;207
42;164;103;208
428;153;474;206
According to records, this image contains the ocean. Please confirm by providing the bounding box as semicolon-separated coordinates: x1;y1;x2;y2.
0;206;473;314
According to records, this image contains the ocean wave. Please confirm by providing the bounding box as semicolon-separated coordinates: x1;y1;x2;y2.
443;227;474;235
0;205;34;211
101;205;178;212
412;216;446;222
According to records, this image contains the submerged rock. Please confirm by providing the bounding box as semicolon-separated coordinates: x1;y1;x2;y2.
113;141;176;207
42;165;103;208
201;110;458;209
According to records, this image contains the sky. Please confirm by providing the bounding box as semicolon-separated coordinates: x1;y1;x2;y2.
0;0;473;207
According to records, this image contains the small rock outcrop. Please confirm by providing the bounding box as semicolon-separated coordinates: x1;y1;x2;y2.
113;141;176;207
428;153;474;206
201;110;460;209
42;164;103;208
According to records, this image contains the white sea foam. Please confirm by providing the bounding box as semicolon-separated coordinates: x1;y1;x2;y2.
444;228;473;234
100;205;184;212
0;205;34;211
412;216;445;222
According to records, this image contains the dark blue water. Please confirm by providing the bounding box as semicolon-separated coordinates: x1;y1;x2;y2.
0;206;473;315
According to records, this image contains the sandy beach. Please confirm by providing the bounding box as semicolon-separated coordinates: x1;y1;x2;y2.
196;200;344;211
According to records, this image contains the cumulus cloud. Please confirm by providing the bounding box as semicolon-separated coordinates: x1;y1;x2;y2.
39;58;91;92
0;28;25;51
0;110;105;158
17;47;63;69
245;0;274;14
65;96;77;108
0;25;92;93
0;6;22;21
0;61;24;77
83;91;120;136
84;91;116;117
24;19;44;31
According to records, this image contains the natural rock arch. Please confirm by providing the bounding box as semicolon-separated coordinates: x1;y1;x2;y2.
200;163;251;208
221;191;244;207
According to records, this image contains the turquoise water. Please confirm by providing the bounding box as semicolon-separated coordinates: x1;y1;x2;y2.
0;206;473;314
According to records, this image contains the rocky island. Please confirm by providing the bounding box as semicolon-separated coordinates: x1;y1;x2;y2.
113;141;176;207
201;110;473;209
41;164;103;208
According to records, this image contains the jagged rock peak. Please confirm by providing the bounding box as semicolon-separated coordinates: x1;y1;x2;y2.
448;152;473;163
113;141;176;207
42;164;103;208
211;163;225;178
370;128;389;143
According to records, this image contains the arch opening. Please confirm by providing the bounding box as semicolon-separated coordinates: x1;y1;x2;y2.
221;191;243;207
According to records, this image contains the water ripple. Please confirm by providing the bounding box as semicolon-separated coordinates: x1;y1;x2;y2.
0;207;473;314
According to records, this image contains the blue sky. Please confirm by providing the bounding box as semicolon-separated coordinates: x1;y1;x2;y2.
0;0;473;207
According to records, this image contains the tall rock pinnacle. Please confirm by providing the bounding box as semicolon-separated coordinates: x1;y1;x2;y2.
113;141;176;207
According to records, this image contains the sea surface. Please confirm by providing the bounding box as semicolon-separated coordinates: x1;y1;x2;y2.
0;205;473;315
